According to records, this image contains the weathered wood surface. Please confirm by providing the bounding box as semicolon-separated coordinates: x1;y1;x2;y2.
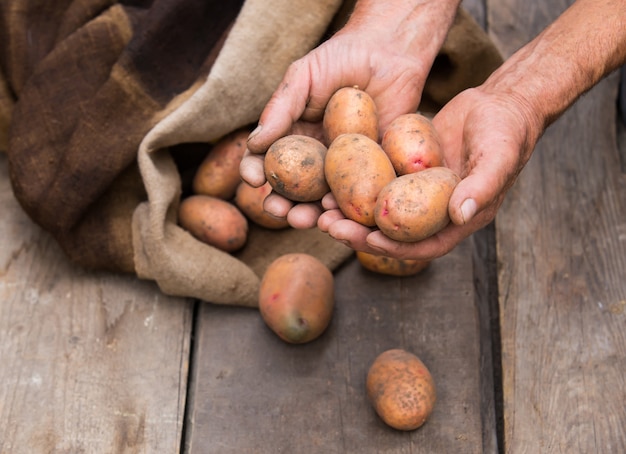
0;153;194;453
488;0;626;453
185;239;494;453
3;0;625;452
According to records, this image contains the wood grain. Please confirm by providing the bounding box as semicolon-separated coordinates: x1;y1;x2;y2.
488;0;626;452
0;154;194;453
185;239;494;453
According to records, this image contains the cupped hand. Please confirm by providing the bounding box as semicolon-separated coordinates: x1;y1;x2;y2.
319;85;541;260
239;17;439;228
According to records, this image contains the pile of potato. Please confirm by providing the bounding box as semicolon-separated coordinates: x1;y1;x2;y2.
178;86;443;432
261;86;449;430
177;128;291;255
264;86;460;276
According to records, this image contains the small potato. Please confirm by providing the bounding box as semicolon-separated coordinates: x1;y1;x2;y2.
259;253;334;344
264;135;330;202
323;86;378;144
381;113;444;175
192;128;250;200
356;251;430;277
374;167;460;242
178;194;248;252
366;349;436;431
325;133;396;226
234;181;290;230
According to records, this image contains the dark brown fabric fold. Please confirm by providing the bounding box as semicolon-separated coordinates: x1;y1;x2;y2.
3;0;242;271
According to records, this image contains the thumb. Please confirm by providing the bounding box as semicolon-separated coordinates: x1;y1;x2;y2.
447;153;517;226
247;62;312;154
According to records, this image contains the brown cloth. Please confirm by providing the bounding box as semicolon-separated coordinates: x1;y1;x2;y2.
0;1;502;307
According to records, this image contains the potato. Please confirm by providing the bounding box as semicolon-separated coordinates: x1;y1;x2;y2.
192;128;250;199
264;134;330;202
381;113;444;175
234;181;290;230
259;253;334;344
374;167;460;242
366;349;436;431
356;251;430;277
178;194;248;252
325;133;396;226
323;86;378;144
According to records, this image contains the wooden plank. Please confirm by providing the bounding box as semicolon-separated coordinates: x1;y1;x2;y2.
185;237;495;453
0;153;194;453
471;224;501;454
488;1;626;452
460;3;502;453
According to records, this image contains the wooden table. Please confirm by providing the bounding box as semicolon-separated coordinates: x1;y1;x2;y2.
1;0;624;452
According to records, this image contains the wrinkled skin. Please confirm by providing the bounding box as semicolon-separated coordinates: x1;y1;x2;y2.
239;0;626;260
319;87;538;260
240;0;454;232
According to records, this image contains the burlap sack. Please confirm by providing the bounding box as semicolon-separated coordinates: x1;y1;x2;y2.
1;1;503;307
2;0;248;272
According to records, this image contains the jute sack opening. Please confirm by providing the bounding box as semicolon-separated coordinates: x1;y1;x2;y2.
1;0;503;307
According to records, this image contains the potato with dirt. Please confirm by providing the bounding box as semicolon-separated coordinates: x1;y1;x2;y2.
356;251;430;277
192;128;250;200
374;167;460;242
178;194;248;252
259;253;334;344
264;135;330;202
325;133;396;226
381;113;444;175
323;86;379;144
366;348;436;431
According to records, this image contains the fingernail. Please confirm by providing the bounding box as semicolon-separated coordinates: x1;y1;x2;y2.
460;198;477;224
336;239;352;249
367;244;388;255
248;124;262;141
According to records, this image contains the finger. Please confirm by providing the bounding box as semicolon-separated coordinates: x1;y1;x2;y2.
263;192;294;219
447;145;518;226
326;218;375;251
320;192;338;210
247;61;312;154
287;203;323;229
317;208;345;232
239;150;266;187
366;222;471;261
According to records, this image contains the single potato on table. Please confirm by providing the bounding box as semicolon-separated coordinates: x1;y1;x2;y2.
259;253;334;344
366;348;437;431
